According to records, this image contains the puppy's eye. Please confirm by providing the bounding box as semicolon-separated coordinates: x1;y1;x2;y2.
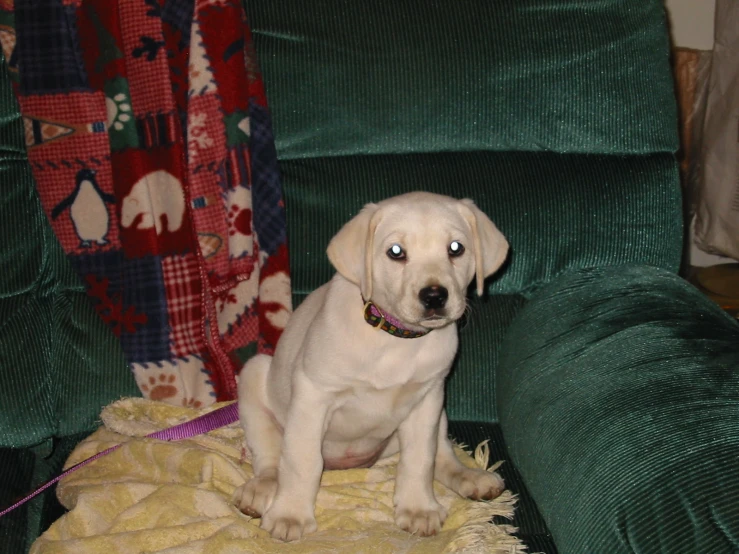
387;244;406;260
448;241;465;257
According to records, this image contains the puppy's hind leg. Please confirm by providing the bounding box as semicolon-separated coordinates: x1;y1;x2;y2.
233;354;283;518
434;411;505;501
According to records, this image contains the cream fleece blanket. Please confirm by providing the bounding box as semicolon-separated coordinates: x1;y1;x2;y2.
31;398;523;554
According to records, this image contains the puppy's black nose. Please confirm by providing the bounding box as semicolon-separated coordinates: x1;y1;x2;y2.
419;286;448;310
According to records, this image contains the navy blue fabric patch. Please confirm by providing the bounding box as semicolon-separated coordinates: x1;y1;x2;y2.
15;1;91;94
161;0;193;49
70;249;125;300
70;251;171;364
248;100;287;256
120;256;170;363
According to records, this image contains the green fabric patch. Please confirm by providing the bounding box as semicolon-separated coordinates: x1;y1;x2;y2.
231;341;258;366
245;0;678;159
104;77;138;150
497;265;739;553
281;152;682;298
224;110;250;146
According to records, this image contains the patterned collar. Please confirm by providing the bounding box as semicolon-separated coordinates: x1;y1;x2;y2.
362;299;429;339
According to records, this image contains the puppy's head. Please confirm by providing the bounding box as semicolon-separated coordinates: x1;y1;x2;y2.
327;192;508;330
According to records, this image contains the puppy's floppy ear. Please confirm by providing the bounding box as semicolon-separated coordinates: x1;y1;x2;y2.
327;203;381;300
457;199;509;297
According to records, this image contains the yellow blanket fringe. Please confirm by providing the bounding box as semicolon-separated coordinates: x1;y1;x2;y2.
31;398;524;554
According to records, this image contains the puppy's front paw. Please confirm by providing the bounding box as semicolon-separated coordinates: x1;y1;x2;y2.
233;476;277;518
449;468;505;501
395;502;448;536
261;502;317;542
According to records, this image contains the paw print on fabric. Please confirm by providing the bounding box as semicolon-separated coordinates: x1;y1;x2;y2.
106;92;132;131
227;204;252;237
224;186;254;259
140;373;179;401
182;397;204;409
103;78;139;150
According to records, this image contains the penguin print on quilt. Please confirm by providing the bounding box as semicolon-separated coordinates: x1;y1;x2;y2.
52;168;115;248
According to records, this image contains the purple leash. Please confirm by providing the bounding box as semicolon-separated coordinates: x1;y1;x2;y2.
0;402;240;519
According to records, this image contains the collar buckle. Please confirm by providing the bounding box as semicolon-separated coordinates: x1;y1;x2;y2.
362;298;429;339
363;300;385;330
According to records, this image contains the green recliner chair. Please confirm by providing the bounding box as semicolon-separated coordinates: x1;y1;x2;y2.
2;0;739;552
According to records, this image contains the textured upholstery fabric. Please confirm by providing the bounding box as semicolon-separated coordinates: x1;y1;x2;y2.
498;265;739;553
0;52;136;545
244;0;678;159
281;153;683;298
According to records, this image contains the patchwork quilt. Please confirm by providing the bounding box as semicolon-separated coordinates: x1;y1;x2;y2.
0;0;292;406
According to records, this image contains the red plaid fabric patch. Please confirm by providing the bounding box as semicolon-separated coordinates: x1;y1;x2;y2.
162;254;205;358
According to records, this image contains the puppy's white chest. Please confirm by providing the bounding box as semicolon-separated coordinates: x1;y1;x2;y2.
324;344;452;441
326;379;433;442
356;335;455;389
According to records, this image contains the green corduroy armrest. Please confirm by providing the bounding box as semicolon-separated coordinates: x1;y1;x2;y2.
497;265;739;553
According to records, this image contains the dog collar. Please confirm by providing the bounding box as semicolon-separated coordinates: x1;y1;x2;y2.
362;299;429;339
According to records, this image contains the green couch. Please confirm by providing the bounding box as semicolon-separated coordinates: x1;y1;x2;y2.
2;0;739;552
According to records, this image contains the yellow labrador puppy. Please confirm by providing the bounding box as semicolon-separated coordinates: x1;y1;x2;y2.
234;192;509;541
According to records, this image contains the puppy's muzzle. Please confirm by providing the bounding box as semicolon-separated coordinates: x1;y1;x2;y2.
419;285;448;311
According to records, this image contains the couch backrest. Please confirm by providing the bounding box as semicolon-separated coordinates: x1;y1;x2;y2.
244;0;683;298
245;0;678;160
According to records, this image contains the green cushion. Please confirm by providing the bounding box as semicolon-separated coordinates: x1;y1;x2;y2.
282;152;682;298
244;0;677;159
497;265;739;553
0;54;140;448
